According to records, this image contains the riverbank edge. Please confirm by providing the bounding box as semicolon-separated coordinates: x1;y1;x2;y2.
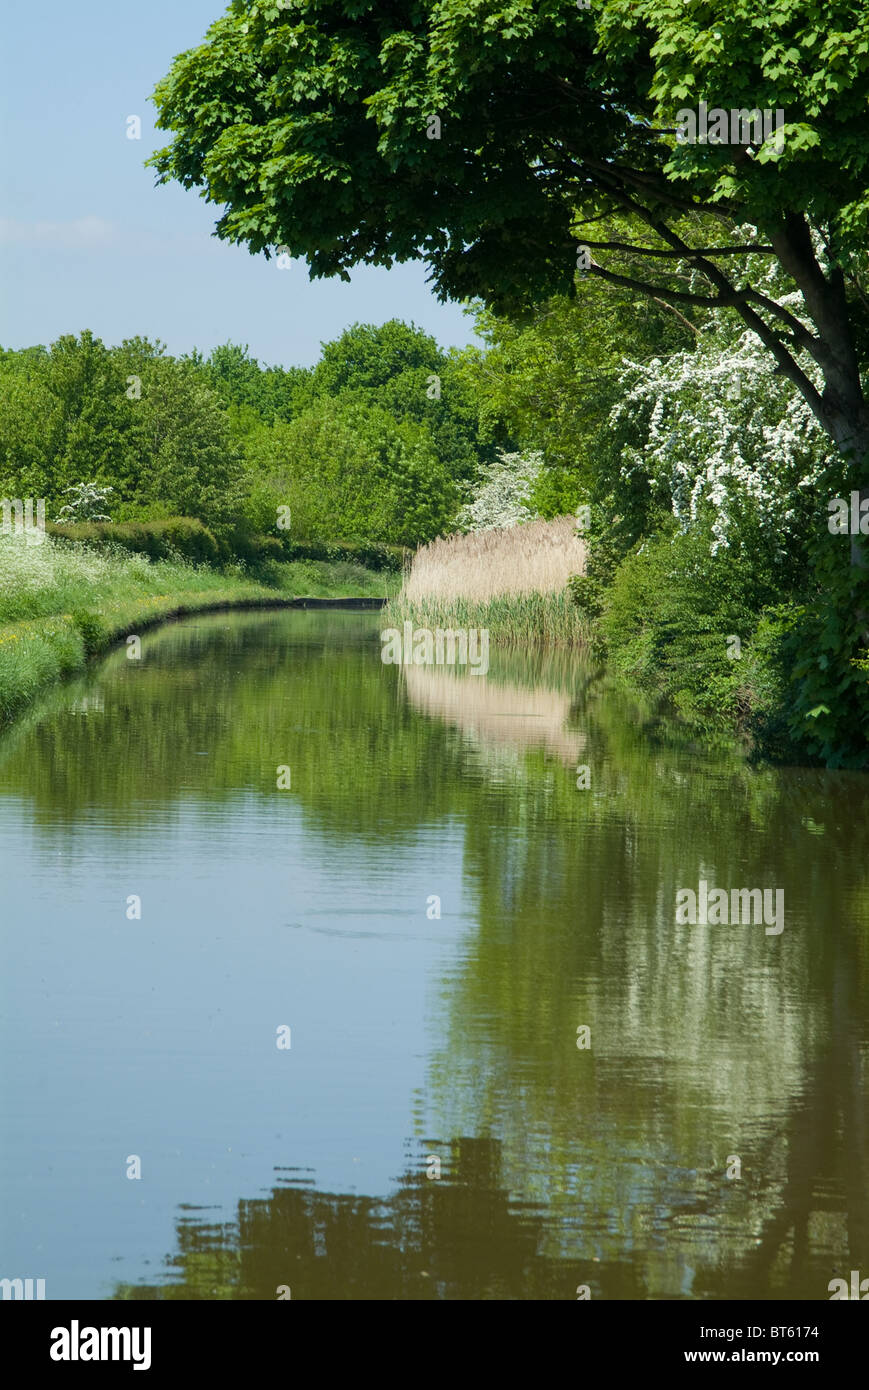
383;587;780;760
0;590;386;731
384;587;591;650
109;594;387;638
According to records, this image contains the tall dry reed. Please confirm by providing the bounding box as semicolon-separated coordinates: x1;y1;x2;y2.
403;515;586;602
390;516;588;648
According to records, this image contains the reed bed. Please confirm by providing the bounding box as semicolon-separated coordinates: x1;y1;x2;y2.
389;516;589;648
387;588;589;649
402;515;586;603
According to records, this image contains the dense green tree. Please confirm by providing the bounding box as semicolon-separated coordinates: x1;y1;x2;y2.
0;362;65;503
308;319;495;483
0;333;243;530
122;358;244;528
243;395;457;545
0;332;129;507
190;341;315;424
311;319;441;396
464;270;695;520
0;325;478;545
150;0;869;545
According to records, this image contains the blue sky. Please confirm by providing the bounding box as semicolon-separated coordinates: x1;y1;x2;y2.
0;0;481;368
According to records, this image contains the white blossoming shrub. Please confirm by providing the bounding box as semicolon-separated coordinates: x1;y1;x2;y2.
56;481;114;524
610;258;838;556
589;241;869;763
456;449;544;532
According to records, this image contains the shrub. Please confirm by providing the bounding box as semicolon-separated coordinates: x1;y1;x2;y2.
70;608;108;656
455;449;544;531
592;522;869;767
56;481;114;523
277;539;409;572
597;528;768;729
774;548;869;768
47;517;220;566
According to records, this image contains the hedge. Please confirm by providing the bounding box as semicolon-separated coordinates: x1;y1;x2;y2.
47;519;411;573
47;517;220;565
275;538;411;572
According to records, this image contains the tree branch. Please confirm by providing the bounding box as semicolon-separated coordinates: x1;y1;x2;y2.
577;185;829;421
578;239;775;258
586;261;738;308
651;297;700;336
578;151;738;221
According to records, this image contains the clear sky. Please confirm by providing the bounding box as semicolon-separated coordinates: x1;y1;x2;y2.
0;0;481;368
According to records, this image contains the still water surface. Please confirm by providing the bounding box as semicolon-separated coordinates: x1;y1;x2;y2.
1;609;867;1300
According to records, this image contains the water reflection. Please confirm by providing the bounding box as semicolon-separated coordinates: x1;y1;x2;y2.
404;663;587;765
116;1138;601;1302
0;611;865;1300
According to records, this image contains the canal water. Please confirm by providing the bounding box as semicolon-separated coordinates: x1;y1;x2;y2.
1;609;866;1299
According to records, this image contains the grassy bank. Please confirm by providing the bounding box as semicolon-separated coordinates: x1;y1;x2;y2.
0;535;394;726
388;516;590;648
571;525;869;767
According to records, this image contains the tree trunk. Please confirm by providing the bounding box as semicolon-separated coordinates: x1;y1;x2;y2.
768;219;869;597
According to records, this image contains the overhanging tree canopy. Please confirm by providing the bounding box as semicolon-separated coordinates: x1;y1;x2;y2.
149;0;869;489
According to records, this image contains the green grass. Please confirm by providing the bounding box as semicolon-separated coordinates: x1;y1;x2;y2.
0;535;392;725
385;587;590;649
267;558;400;599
